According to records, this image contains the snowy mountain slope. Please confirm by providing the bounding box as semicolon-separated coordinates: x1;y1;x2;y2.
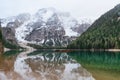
1;13;31;27
1;8;91;47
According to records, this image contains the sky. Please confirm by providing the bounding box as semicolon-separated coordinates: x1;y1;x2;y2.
0;0;120;21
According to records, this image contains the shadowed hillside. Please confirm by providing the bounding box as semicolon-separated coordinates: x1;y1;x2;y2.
0;21;3;53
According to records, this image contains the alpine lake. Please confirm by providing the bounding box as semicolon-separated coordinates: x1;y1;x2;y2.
0;50;120;80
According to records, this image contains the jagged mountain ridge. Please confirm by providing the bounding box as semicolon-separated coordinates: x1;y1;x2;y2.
1;8;90;47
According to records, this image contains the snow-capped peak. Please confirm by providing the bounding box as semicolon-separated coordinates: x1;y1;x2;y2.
1;16;16;27
35;8;56;22
2;8;91;46
1;13;31;27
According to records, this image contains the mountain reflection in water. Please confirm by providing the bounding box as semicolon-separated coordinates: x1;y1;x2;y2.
0;50;94;80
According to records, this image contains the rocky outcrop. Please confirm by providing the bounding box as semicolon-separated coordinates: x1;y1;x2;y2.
2;27;17;45
71;23;91;34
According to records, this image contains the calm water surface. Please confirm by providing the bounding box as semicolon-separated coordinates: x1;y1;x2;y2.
68;51;120;70
0;50;94;80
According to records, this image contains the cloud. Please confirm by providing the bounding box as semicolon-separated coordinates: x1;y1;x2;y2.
0;0;120;21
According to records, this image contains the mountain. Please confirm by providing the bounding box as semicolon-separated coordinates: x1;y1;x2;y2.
1;8;90;47
68;4;120;49
1;27;21;49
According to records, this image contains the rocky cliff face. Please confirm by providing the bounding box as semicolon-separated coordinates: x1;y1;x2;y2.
1;8;90;47
2;27;17;45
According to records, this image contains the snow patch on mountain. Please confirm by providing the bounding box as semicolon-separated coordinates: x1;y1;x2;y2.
59;16;79;36
1;8;91;46
15;20;32;42
1;16;16;27
35;8;55;22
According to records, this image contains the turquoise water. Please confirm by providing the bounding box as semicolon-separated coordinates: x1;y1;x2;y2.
0;50;120;80
68;51;120;71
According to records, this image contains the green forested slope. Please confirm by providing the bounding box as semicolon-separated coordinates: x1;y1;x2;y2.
68;4;120;49
0;24;3;52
